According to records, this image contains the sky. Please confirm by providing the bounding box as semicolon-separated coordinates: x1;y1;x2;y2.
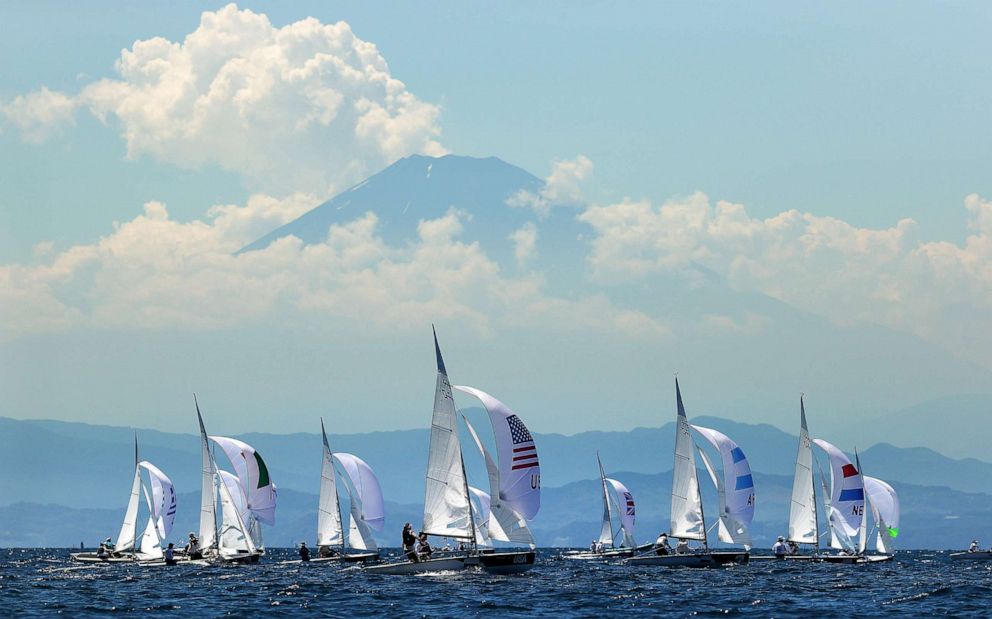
1;2;991;451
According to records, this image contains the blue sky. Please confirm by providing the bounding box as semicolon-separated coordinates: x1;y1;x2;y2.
1;2;991;452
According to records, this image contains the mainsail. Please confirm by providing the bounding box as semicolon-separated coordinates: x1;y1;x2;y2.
788;397;818;546
692;425;754;548
863;476;900;554
671;379;705;542
812;439;865;552
196;399;217;552
597;453;615;547
421;329;473;539
316;419;344;548
115;467;142;552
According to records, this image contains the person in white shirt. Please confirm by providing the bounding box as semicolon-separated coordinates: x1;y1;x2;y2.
969;540;979;552
772;536;789;559
675;538;690;555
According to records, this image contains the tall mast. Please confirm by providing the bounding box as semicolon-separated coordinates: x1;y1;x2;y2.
132;433;139;556
321;417;346;551
803;396;820;553
597;451;616;546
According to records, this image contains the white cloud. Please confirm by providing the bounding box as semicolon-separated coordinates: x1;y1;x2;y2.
9;4;446;195
1;87;77;143
509;223;538;265
508;155;592;218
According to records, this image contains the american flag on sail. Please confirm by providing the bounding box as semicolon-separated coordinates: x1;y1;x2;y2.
508;414;539;471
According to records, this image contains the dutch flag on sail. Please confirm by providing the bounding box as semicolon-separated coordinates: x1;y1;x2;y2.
508;415;539;471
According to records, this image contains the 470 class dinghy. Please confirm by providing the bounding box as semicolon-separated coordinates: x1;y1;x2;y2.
564;453;645;561
365;328;538;575
627;379;751;568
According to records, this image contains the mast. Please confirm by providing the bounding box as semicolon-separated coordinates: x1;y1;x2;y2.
195;394;219;552
597;451;616;547
132;433;139;556
320;417;346;551
805;397;820;552
460;450;477;552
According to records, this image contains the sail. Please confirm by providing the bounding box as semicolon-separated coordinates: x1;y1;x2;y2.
209;435;278;525
864;476;899;554
788;397;818;545
604;478;637;548
454;385;540;520
597;454;615;546
692;425;755;547
217;467;256;558
139;461;177;538
469;486;492;546
671;379;705;541
461;413;536;547
136;483;163;560
115;466;142;552
196;403;217;551
219;470;248;519
333;453;385;532
316;420;343;547
812;439;865;552
421;330;473;539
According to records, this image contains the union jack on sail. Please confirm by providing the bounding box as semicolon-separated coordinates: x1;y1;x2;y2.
508;415;539;471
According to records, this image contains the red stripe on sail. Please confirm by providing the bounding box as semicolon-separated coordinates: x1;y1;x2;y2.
841;464;859;478
512;453;538;462
513;446;535;453
511;461;540;471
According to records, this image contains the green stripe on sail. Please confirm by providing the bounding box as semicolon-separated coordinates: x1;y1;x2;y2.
887;526;899;538
254;451;271;488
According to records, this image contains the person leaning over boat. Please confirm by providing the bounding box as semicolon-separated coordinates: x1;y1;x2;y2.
675;538;690;555
402;523;420;563
773;536;789;559
970;540;979;552
654;532;672;555
418;532;434;560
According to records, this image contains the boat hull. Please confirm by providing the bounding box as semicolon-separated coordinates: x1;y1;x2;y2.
950;551;992;561
627;550;749;568
478;550;535;574
821;554;893;564
364;555;468;575
750;554;818;562
70;552;137;564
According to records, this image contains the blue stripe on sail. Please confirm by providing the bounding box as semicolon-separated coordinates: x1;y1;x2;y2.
838;488;864;502
735;474;754;490
731;447;746;463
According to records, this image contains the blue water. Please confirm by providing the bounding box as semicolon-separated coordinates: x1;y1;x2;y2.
1;549;989;617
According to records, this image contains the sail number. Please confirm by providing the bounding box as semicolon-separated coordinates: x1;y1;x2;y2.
530;473;540;490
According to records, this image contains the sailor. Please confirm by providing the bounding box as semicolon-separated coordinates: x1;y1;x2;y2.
655;532;672;556
418;532;434;560
590;540;597;552
186;533;202;559
970;540;979;553
773;536;789;559
318;545;336;558
788;541;799;555
675;538;690;555
402;523;420;563
164;543;176;566
96;543;109;560
299;542;311;562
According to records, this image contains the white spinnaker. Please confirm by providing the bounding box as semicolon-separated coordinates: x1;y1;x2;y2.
597;454;615;547
461;413;536;547
671;380;705;542
139;461;177;539
115;466;142;552
692;425;754;547
333;453;385;532
812;439;865;552
136;484;163;560
788;398;818;545
469;486;492;546
454;385;540;520
604;478;637;548
209;436;278;525
196;404;217;551
317;420;343;548
864;476;899;554
422;332;473;539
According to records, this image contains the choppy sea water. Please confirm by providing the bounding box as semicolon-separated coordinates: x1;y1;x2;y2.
1;549;990;617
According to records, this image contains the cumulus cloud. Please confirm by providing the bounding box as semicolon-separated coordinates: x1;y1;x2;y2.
7;4;446;194
509;223;538;265
1;87;77;143
508;155;592;218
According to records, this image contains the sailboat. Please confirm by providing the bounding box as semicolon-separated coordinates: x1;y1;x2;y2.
772;395;820;560
366;328;538;575
312;418;383;562
627;378;750;568
563;453;644;560
194;397;264;563
71;437;178;564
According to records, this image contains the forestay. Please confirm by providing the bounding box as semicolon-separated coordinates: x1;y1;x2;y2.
692;425;754;547
604;478;637;548
812;439;865;552
671;379;705;541
864;476;900;554
788;398;818;545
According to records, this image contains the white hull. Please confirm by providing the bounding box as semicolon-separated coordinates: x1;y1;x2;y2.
70;552;137;564
750;554;819;562
950;551;992;561
281;552;380;565
821;553;893;564
562;549;632;561
364;555;468;575
627;550;749;568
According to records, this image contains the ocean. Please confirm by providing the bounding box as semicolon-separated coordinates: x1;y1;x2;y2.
1;549;989;617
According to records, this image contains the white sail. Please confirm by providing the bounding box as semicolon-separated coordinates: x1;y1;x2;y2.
864;476;900;554
139;461;177;539
469;486;492;546
812;439;865;552
317;420;344;548
422;330;473;539
671;379;705;542
334;452;383;551
788;397;818;545
454;385;540;520
692;425;754;547
115;466;142;552
597;454;615;546
209;435;278;526
461;413;535;547
217;468;256;558
604;478;637;548
196;402;217;552
855;452;867;555
136;483;163;560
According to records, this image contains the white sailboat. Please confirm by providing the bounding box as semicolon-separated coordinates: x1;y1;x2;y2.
312;418;383;562
563;453;644;561
366;328;538;575
628;378;750;568
71;437;178;564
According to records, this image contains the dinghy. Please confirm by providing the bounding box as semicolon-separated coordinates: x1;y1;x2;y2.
72;437;177;564
627;379;749;568
563;453;644;561
366;328;537;575
310;419;383;563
